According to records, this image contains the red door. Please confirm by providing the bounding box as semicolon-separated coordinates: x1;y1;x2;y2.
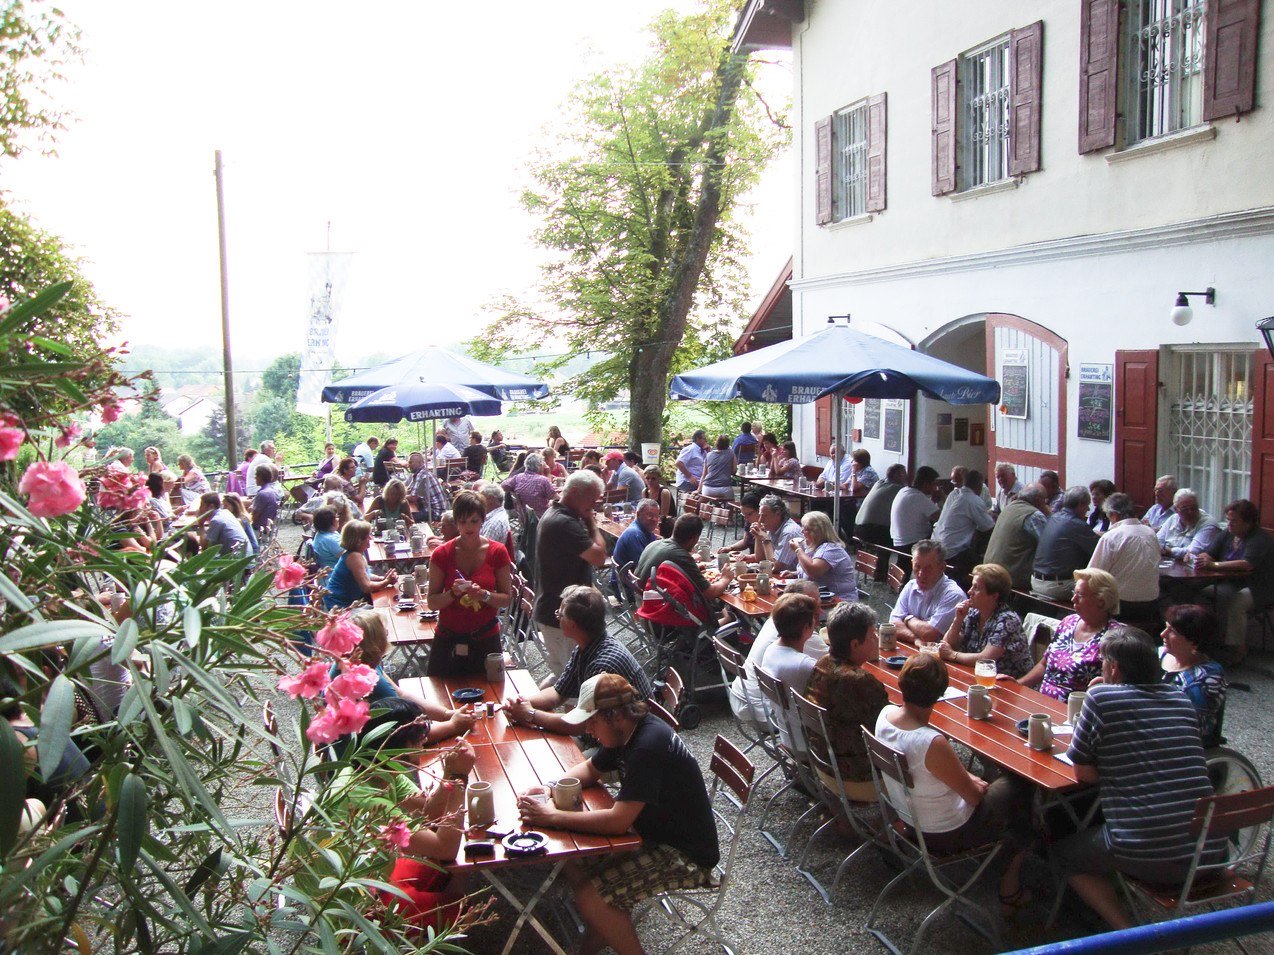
1250;347;1274;530
1114;350;1159;509
984;314;1068;485
814;396;833;456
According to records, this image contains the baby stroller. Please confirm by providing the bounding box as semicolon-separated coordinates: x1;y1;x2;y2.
636;559;742;730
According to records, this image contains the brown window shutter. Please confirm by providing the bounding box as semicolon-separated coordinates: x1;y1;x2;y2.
865;93;887;212
1251;347;1274;529
815;397;833;456
1008;20;1044;176
1203;0;1261;121
815;116;833;225
931;60;957;195
1078;0;1119;154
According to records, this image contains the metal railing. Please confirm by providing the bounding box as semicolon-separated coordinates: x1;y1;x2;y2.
1005;900;1274;954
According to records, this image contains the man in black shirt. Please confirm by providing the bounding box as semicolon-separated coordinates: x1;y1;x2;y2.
371;437;400;486
518;673;718;955
534;470;608;674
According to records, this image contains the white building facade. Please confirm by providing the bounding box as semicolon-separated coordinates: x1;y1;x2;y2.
741;0;1272;523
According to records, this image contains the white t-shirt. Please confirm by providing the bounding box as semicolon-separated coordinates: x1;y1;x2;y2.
890;487;939;547
761;641;816;752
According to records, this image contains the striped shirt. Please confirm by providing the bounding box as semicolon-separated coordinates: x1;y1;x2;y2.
1068;683;1223;866
554;632;654;702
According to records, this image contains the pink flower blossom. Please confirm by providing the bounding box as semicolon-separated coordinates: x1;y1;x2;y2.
305;696;371;744
379;822;412;849
315;614;363;657
0;294;10;315
18;461;87;518
99;400;122;424
55;423;82;449
273;554;307;590
277;662;330;700
326;664;379;702
96;470;149;511
0;426;22;461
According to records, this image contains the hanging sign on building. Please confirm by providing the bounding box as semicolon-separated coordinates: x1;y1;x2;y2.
1077;363;1114;442
999;348;1029;419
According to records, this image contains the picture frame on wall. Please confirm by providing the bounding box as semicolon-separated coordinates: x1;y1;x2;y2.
969;423;985;447
954;417;969;442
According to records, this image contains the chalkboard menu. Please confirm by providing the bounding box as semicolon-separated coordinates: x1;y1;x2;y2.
1000;362;1029;419
883;407;904;453
1078;364;1114;442
863;399;881;439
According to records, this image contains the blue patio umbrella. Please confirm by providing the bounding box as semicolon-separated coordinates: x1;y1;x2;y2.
343;381;503;424
322;346;549;404
668;322;1000;405
669;322;1001;525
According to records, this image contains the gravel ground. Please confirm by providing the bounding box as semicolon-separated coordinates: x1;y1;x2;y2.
266;519;1274;955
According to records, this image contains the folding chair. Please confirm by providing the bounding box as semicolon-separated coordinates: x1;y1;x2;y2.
790;688;886;904
886;561;908;597
861;728;1002;954
659;665;685;713
753;667;819;858
647;698;681;731
1116;785;1274;947
855;550;879;600
712;636;769;757
637;736;755;954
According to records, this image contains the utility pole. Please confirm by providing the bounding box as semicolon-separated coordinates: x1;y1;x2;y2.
214;150;238;466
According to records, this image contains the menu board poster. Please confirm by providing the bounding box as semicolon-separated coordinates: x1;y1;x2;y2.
863;398;881;439
999;349;1029;419
883;407;904;453
1078;363;1114;442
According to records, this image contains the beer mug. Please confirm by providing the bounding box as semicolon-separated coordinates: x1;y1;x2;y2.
967;685;992;720
974;659;997;687
756;572;772;596
1028;713;1054;752
467;781;495;828
1067;691;1087;726
877;622;897;652
399;574;417;599
758;560;774;575
485;652;504;683
551;777;583;811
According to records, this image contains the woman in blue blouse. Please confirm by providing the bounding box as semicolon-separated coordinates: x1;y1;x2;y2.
1159;603;1226;747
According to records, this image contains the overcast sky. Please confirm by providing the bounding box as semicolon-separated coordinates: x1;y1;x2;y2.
3;1;793;373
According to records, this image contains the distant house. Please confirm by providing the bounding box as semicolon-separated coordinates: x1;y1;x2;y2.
157;392;218;435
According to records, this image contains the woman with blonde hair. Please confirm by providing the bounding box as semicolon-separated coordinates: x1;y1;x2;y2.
176;453;211;506
1003;567;1119;700
366;478;414;528
792;510;858;601
939;563;1033;678
323;520;397;609
143;446;166;475
545;424;569;458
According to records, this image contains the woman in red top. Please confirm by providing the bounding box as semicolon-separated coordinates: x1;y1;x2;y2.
425;490;514;676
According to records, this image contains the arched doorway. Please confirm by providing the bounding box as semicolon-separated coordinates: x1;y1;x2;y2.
918;313;1068;487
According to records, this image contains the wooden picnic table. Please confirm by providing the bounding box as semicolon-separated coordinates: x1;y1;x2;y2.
863;643;1082;793
1158;559;1245;582
738;475;836;502
400;669;642;954
372;588;436;674
366;526;434;564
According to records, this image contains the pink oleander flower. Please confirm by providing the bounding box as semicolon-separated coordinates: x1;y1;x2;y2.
55;423;82;449
19;461;87;518
305;696;371;744
277;662;330;700
96;470;149;511
273;554;307;590
0;426;22;461
99;399;122;424
315;614;363;656
0;294;10;315
326;664;378;702
379;822;412;849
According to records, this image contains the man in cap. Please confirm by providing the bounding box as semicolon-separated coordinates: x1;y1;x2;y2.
603;449;645;504
518;673;718;955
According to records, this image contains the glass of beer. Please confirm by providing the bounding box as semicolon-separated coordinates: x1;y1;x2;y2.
975;659;997;687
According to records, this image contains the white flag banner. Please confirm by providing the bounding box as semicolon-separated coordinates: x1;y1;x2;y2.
296;252;353;417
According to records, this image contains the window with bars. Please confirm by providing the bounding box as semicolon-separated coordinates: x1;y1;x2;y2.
831;102;868;222
1163;346;1252;519
1126;0;1206;145
960;38;1011;189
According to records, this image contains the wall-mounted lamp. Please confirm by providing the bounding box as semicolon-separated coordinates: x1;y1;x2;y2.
1170;287;1216;326
1258;316;1274;359
827;313;851;325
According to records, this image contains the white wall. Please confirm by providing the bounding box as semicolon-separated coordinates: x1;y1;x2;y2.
792;0;1274;281
793;227;1274;487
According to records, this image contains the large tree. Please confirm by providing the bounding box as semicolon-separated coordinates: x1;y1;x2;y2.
478;0;786;443
0;0;81;160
